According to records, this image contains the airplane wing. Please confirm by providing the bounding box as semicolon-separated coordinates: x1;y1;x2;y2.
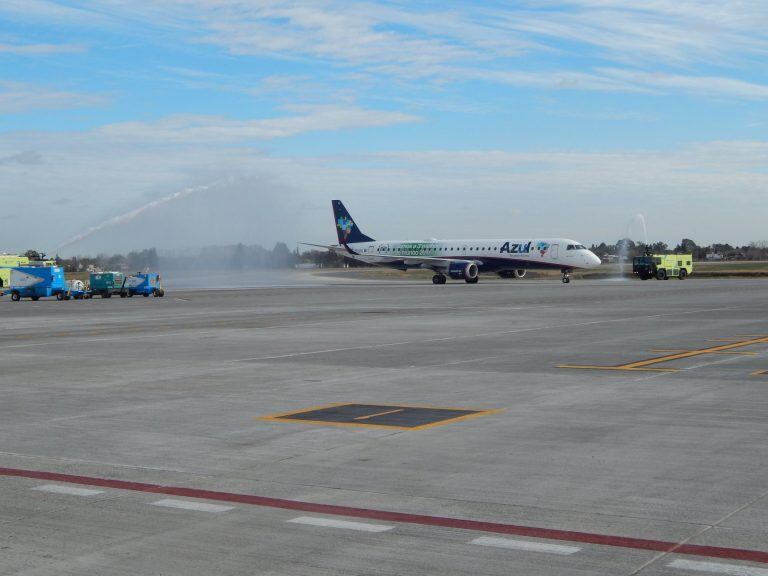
300;242;481;272
341;251;482;272
299;242;338;250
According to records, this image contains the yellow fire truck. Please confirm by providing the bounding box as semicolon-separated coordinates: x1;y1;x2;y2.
632;254;694;280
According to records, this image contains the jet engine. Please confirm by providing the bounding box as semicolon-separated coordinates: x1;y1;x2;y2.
448;261;479;281
514;269;527;278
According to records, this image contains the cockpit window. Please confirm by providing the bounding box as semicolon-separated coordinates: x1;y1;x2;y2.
568;244;587;250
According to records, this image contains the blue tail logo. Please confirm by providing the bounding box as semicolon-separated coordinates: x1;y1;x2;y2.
332;200;375;245
337;216;355;242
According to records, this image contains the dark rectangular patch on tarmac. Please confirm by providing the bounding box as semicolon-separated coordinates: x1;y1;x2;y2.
260;403;498;430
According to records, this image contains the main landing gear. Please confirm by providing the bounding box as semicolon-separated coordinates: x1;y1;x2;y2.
561;269;572;284
432;273;478;284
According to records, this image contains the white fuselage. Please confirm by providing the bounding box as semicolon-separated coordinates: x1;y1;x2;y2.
346;237;601;272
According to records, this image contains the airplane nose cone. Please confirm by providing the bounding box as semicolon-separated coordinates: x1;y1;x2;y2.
588;252;601;267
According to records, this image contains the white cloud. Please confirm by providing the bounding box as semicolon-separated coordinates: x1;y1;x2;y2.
0;81;109;113
0;150;43;165
94;106;420;143
465;68;651;93
0;0;117;28
493;1;768;66
600;69;768;100
2;128;767;253
3;1;768;100
0;42;86;55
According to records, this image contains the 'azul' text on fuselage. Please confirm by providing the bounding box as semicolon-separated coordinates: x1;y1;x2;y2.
499;241;532;254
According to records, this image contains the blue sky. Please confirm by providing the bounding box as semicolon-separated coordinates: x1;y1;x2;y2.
1;1;767;254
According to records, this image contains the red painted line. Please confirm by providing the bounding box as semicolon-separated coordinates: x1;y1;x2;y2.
3;466;767;564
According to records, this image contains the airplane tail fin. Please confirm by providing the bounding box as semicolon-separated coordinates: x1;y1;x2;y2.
332;200;375;244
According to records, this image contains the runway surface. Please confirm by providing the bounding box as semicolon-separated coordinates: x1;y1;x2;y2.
1;277;767;575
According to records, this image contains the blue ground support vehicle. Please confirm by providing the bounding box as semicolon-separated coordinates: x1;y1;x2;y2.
124;273;165;297
4;266;67;301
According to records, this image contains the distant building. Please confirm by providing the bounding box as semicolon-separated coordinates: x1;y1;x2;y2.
706;252;724;261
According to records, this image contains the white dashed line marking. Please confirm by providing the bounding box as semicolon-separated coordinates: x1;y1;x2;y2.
151;499;234;513
33;484;104;497
287;516;394;533
471;536;581;555
668;559;768;576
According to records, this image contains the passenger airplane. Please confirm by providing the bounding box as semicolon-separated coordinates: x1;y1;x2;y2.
311;200;601;284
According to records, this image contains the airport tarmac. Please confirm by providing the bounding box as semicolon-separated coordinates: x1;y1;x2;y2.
1;277;767;575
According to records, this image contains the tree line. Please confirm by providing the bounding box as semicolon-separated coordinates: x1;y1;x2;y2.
589;239;768;261
30;237;768;273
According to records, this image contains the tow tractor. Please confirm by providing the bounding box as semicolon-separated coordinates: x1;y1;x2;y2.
632;253;693;280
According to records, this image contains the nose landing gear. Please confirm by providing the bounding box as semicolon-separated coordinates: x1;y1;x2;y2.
561;269;572;284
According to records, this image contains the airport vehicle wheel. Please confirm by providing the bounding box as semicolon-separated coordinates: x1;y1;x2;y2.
144;293;150;297
120;292;127;298
56;292;65;301
656;269;667;280
158;289;165;297
103;293;111;298
679;269;687;280
11;291;20;301
31;296;39;301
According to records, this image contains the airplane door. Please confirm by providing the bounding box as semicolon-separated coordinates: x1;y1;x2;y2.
551;244;559;259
